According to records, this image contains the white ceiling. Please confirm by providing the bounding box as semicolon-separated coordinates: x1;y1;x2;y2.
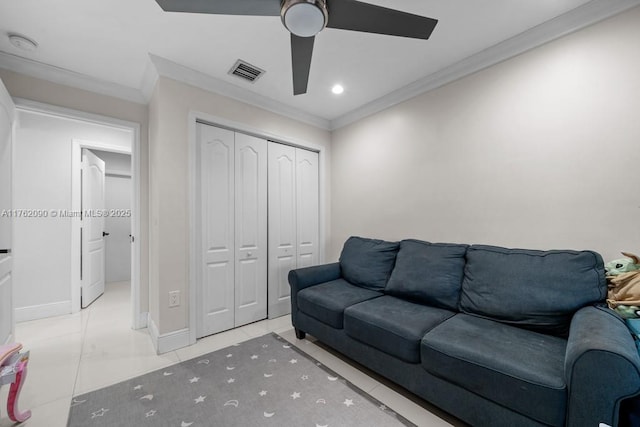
0;0;638;128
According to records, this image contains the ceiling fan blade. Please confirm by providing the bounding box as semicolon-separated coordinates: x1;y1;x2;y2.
326;0;438;40
155;0;281;16
291;34;315;96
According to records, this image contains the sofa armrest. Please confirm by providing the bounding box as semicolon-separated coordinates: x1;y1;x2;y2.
288;262;341;327
564;305;640;427
288;262;341;293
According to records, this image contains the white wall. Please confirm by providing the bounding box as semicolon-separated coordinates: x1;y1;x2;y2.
13;110;132;320
331;7;640;262
93;150;132;284
93;149;132;176
0;69;150;315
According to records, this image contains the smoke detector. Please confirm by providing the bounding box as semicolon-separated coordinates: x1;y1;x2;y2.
8;33;38;52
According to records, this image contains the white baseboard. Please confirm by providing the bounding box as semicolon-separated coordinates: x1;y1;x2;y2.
15;300;71;322
147;314;190;354
135;311;148;330
3;333;14;346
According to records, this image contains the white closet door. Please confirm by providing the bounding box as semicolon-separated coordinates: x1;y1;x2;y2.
197;123;235;337
296;148;319;268
234;133;267;327
267;143;297;318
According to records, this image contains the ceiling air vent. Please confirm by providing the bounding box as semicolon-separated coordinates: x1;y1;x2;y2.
228;59;265;83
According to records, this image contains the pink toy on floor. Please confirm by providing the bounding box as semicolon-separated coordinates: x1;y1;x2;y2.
0;343;31;423
0;343;21;365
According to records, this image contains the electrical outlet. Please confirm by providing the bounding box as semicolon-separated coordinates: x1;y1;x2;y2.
169;290;180;308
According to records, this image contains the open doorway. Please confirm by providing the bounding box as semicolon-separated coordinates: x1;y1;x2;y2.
11;99;142;331
81;149;132;309
71;137;141;330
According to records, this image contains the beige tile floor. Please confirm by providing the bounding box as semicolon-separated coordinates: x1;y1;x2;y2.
0;281;459;427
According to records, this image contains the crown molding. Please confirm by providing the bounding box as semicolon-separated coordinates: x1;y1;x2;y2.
140;56;160;102
146;54;331;130
0;74;15;122
1;0;638;132
0;51;147;105
329;0;640;130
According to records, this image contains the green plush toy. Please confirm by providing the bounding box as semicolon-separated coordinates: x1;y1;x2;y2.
605;252;640;276
614;304;640;319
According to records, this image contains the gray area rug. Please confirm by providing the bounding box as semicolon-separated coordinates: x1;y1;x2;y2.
67;333;416;427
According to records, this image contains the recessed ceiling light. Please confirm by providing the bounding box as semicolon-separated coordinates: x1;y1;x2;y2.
8;33;38;52
331;84;344;95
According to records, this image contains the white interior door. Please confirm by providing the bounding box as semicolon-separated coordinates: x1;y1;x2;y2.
0;79;14;344
197;123;235;337
81;149;106;308
296;148;319;268
234;133;267;327
267;142;297;318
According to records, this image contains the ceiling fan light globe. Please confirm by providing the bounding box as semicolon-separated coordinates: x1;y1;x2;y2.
281;0;328;38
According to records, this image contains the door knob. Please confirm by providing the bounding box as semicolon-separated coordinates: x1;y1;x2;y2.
103;231;110;237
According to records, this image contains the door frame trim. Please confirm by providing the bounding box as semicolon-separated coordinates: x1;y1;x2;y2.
188;110;328;345
14;98;144;330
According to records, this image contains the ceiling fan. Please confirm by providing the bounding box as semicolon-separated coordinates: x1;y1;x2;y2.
155;0;438;95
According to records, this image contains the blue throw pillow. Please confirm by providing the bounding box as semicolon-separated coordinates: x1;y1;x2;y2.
339;236;399;291
385;239;468;310
459;245;606;337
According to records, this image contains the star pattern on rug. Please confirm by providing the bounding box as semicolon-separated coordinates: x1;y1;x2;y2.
70;398;87;407
91;408;109;419
68;334;414;427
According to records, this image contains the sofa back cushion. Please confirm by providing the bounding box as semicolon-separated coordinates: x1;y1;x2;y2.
459;245;606;337
385;240;468;310
339;236;399;291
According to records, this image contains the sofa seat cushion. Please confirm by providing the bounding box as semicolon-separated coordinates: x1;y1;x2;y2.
421;314;568;426
297;279;383;329
460;245;606;337
385;239;468;310
344;296;455;363
339;236;400;291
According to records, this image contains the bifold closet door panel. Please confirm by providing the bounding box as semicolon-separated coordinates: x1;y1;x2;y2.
267;142;297;318
234;133;268;327
295;148;319;268
197;123;235;337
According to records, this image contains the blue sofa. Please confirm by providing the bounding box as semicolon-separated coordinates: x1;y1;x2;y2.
288;237;640;427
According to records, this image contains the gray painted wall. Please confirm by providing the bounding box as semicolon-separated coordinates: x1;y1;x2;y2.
331;7;640;262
